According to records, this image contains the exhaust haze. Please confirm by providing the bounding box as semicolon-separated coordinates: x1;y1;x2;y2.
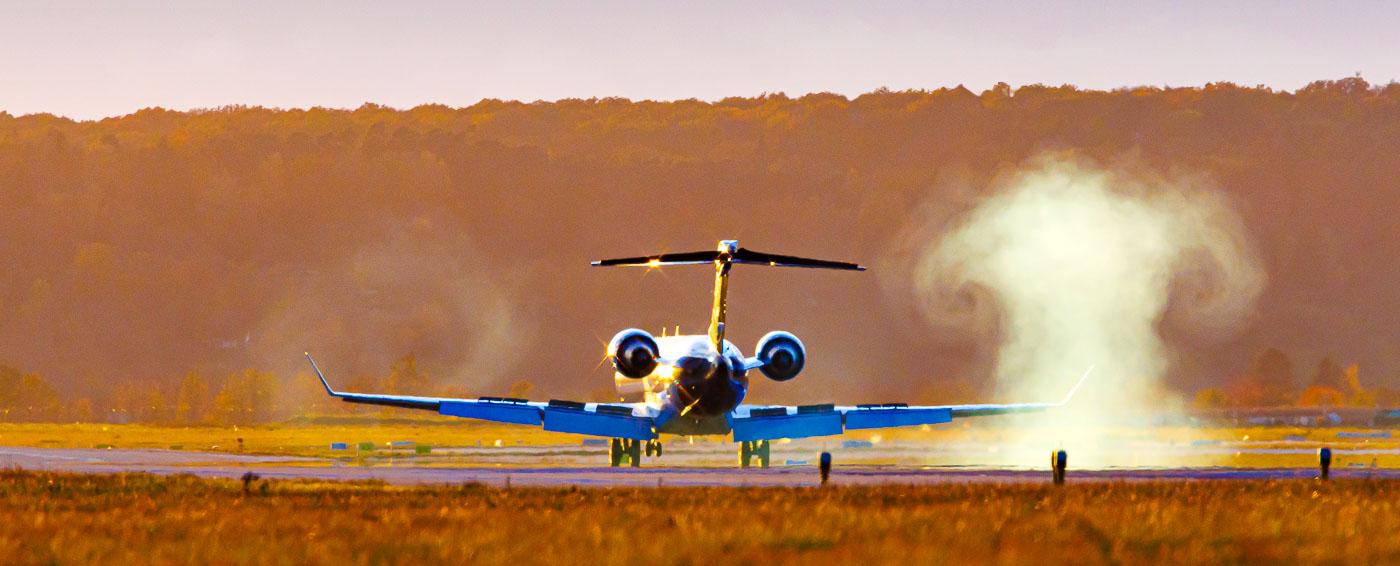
251;217;535;395
914;158;1266;465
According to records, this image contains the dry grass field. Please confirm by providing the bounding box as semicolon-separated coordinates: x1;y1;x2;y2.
0;469;1396;565
0;419;578;457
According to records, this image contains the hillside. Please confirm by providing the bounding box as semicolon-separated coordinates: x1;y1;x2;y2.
1;78;1398;420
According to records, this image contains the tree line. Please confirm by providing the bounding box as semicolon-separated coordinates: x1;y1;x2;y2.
1;77;1398;412
0;353;549;424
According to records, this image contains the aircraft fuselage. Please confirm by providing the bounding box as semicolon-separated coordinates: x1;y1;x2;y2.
599;240;845;441
647;335;749;433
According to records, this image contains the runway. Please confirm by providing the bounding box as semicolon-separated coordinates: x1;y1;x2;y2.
1;446;1393;487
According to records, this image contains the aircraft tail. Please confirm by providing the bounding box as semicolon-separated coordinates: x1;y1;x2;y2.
592;240;865;350
591;244;866;272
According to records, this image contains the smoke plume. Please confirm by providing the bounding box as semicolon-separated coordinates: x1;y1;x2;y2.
914;157;1265;465
251;215;535;400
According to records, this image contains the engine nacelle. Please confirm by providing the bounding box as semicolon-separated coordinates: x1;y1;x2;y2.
608;328;659;379
756;331;805;382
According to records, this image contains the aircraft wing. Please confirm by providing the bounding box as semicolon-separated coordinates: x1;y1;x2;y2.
728;366;1092;442
305;354;659;440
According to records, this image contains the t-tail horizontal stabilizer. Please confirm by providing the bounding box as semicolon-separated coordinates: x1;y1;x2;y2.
591;250;721;267
591;244;865;271
730;248;865;271
592;240;865;351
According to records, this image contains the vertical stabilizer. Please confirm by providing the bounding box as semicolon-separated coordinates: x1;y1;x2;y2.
708;240;738;351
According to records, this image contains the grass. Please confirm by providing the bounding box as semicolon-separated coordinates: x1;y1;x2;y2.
0;469;1397;564
0;419;580;458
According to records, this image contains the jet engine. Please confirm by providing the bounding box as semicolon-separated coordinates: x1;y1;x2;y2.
756;331;805;381
608;329;659;379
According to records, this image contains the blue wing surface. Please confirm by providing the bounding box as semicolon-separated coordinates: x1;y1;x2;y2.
728;366;1092;441
305;354;656;440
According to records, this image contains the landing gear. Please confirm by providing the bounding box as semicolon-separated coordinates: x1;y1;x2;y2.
609;438;649;467
644;440;663;458
739;440;771;468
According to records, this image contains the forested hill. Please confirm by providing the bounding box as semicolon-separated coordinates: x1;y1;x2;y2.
1;78;1398;419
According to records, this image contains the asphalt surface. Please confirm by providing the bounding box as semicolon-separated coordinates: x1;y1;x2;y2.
2;446;1394;487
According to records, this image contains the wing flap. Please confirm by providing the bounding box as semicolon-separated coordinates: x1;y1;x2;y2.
543;406;655;440
440;400;543;425
731;411;843;442
845;407;951;430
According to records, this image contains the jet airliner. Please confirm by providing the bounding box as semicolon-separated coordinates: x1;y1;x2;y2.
306;240;1088;467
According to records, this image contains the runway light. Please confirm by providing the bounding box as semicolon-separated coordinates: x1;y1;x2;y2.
819;452;832;486
1052;450;1068;485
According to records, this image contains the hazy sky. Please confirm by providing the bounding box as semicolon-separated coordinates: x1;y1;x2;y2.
3;0;1396;120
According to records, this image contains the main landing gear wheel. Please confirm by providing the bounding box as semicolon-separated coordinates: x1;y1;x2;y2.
738;440;771;468
644;440;663;458
610;438;644;467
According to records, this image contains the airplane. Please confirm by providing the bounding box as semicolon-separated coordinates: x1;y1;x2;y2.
305;239;1090;468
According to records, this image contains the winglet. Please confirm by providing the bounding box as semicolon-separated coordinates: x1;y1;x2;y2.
304;352;341;397
1059;364;1093;405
